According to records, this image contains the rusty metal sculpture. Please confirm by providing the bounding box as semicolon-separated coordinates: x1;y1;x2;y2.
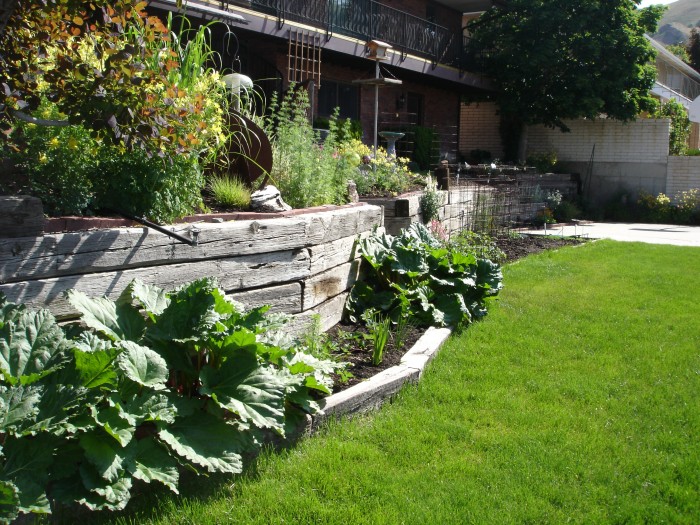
225;110;273;190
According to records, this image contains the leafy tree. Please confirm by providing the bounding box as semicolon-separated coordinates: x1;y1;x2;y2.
667;43;690;64
0;0;211;156
688;28;700;73
467;1;665;159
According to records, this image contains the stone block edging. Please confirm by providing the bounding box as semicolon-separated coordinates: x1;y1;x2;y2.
310;326;452;431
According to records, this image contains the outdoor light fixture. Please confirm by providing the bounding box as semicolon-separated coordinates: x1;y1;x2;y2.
222;73;253;111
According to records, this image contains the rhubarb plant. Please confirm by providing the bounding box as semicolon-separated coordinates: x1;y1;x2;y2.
0;278;341;520
346;223;503;328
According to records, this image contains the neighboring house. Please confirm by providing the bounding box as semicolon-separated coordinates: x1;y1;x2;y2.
147;0;502;163
647;35;700;149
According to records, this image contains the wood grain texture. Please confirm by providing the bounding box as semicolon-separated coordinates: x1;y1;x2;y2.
0;196;45;238
1;250;310;319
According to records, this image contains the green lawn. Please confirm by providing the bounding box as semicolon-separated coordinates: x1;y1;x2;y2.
101;240;700;524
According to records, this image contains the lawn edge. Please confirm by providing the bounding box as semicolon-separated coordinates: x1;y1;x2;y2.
310;326;452;432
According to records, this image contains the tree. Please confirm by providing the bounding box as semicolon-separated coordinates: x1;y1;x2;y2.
688;28;700;73
467;1;665;159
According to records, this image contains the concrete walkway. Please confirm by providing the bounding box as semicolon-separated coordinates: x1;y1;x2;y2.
520;222;700;247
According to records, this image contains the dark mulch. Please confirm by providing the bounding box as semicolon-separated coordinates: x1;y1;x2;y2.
327;321;424;393
496;234;587;263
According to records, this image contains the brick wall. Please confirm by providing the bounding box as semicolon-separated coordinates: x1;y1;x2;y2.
526;119;670;163
667;156;700;197
459;102;503;161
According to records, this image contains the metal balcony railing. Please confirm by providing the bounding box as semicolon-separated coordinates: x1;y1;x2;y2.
248;0;467;69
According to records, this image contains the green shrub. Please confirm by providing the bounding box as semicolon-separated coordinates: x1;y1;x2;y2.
449;230;507;265
313;117;363;142
686;148;700;156
208;175;251;209
553;200;582;222
526;151;558;173
340;139;415;196
652;99;690;156
0;279;342;520
266;89;354;208
419;176;441;223
412;126;438;170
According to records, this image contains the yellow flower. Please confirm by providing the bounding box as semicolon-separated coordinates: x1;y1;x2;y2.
38;153;48;164
48;137;60;148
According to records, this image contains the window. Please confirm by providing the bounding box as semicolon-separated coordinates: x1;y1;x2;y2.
318;80;359;120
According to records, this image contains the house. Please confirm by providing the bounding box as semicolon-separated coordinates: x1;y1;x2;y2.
647;35;700;150
146;0;502;164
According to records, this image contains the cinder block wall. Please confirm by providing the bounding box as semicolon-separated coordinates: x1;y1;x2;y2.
526;118;671;204
459;102;503;161
526;119;670;163
667;156;700;198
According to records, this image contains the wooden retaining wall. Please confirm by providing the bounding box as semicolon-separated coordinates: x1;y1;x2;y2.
0;204;384;333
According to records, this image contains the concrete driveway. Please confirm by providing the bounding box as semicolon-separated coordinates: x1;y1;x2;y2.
520;222;700;247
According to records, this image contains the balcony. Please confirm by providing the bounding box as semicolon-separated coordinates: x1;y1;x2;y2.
239;0;467;69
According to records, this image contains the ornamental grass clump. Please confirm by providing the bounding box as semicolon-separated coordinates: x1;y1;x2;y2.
208;175;251;209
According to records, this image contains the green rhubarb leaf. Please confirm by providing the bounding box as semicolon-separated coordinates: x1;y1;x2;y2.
115;341;168;390
91;405;135;447
126;438;179;493
73;347;120;389
147;278;220;344
476;258;504;295
28;384;91;436
78;463;132;511
158;411;247;474
72;331;113;353
0;307;65;386
125;391;177;425
433;293;470;327
66;290;145;342
126;279;169;317
0;385;41;434
1;434;55;514
390;245;429;278
359;232;395;269
0;480;20;523
199;346;286;432
79;430;125;483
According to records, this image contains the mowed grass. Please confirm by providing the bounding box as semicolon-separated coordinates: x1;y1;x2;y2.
105;240;700;524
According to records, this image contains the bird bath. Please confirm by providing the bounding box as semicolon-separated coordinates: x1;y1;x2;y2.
378;131;405;157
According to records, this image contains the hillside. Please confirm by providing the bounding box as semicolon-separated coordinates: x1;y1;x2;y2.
653;0;700;44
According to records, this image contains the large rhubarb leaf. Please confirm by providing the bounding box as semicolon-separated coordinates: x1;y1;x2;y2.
79;430;125;483
125;279;169;318
91;405;135;447
126;438;179;493
66;290;145;342
147;278;220;344
0;308;65;386
78;463;132;511
0;385;41;434
0;480;19;523
1;434;55;514
115;341;168;390
158;411;248;474
199;346;286;432
125;392;177;425
73;347;120;389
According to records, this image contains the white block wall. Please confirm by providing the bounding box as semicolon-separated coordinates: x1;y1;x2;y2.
459;102;503;160
667;156;700;197
526;119;670;163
